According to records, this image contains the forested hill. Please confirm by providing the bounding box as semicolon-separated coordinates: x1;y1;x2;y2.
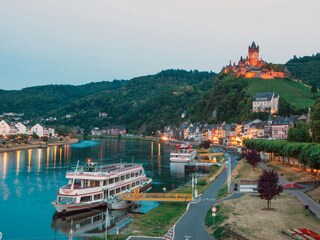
48;70;216;133
0;81;126;118
286;53;320;85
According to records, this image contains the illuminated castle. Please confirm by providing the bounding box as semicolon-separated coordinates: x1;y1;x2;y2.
222;41;289;79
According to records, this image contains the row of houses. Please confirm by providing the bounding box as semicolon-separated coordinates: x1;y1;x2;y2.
91;126;127;136
0;120;55;138
163;114;310;145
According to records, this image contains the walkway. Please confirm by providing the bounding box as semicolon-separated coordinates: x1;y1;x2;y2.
173;159;238;240
259;162;320;218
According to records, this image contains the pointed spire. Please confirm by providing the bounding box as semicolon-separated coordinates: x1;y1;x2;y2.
251;41;257;48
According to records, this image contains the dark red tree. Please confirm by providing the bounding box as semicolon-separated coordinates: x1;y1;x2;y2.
246;149;261;169
257;169;283;210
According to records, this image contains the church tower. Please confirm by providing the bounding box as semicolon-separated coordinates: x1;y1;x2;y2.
248;41;259;66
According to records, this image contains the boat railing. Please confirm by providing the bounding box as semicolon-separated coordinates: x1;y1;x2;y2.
66;164;142;176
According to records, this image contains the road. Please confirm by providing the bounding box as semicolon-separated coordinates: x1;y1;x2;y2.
173;156;237;240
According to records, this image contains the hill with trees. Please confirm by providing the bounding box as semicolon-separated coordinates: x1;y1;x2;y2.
285;53;320;85
0;55;318;134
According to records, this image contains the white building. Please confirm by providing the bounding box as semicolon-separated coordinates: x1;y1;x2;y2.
30;123;46;137
0;120;10;135
252;92;279;114
15;122;27;134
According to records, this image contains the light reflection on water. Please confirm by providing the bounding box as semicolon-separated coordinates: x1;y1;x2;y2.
0;139;191;239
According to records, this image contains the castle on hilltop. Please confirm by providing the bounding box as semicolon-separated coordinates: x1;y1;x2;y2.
222;41;289;79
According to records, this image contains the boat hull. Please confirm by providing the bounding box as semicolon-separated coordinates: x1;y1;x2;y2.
52;201;106;214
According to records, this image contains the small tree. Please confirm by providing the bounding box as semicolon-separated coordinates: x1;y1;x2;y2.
257;170;283;210
311;82;318;99
246;149;261;169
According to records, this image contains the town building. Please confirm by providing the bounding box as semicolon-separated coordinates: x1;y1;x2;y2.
252;92;279;114
222;42;289;79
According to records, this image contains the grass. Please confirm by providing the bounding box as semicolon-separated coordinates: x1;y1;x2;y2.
233;160;262;183
267;161;318;182
215;193;320;240
306;186;320;204
121;202;186;237
245;78;315;109
205;204;230;239
217;185;228;199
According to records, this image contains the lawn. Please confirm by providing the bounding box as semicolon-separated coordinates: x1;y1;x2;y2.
267;161;318;182
121;202;186;237
207;193;320;240
245;78;315;109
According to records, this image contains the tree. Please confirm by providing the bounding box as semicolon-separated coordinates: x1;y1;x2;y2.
257;170;283;210
246;149;261;169
311;82;318;99
287;123;311;143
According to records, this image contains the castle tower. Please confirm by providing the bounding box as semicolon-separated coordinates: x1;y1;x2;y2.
248;41;259;66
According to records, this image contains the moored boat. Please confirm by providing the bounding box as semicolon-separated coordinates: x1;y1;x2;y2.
170;144;196;163
52;161;152;214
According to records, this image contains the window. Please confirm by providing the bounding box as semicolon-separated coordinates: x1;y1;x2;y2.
126;174;130;179
58;197;76;204
131;173;134;178
80;196;92;202
103;180;108;186
116;188;120;193
121;175;125;181
115;177;119;182
109;178;114;184
94;193;103;200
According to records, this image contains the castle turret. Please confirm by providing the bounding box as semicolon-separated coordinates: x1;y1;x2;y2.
248;41;260;67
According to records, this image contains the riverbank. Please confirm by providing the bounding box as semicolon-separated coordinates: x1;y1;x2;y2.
115;162;226;239
92;135;161;142
0;138;79;153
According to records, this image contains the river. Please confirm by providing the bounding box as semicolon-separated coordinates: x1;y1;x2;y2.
0;139;194;240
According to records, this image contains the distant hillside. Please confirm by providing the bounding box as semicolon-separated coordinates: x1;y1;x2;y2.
286;53;320;85
0;81;126;118
46;69;216;133
245;78;315;109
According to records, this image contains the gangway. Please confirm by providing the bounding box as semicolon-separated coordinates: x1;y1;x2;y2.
120;188;192;202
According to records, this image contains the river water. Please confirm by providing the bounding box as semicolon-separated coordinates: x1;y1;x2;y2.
0;139;193;240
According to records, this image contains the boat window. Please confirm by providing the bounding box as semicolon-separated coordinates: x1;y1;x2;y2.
84;180;89;187
93;214;102;222
90;181;99;187
109;178;114;184
121;175;125;181
94;193;103;200
115;177;119;183
80;196;92;202
58;197;76;204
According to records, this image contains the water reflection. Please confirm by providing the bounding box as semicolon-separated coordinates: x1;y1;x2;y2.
170;162;186;179
51;208;129;238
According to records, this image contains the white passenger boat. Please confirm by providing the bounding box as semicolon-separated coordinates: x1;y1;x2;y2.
52;161;152;214
170;144;197;163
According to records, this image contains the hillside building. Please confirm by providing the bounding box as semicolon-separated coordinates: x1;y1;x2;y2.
222;42;289;79
252;92;279;114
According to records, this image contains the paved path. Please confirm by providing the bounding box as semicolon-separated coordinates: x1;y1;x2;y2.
259;162;320;218
173;157;238;240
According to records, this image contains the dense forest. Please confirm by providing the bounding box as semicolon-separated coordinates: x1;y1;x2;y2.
286;53;320;85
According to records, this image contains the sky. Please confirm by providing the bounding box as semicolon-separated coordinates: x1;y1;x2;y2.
0;0;319;90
